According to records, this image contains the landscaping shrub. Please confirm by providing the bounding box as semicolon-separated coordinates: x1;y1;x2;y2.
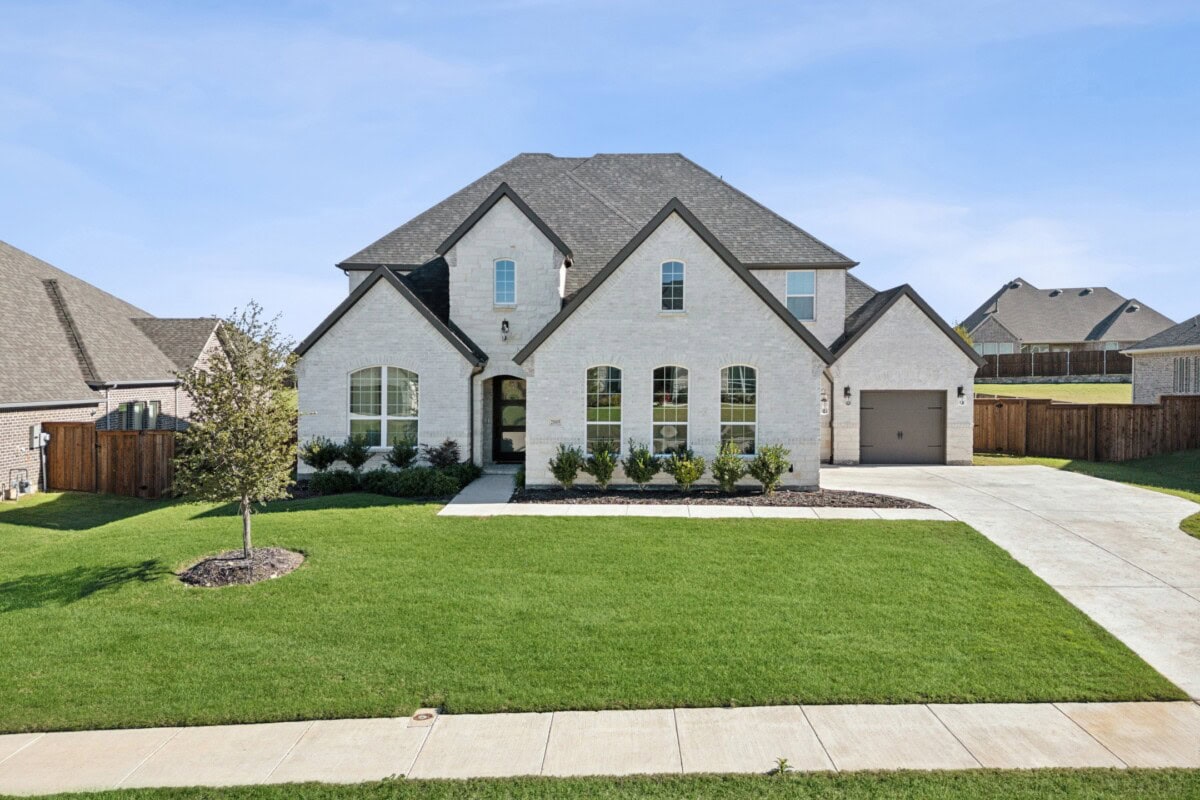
423;438;462;469
582;444;618;490
393;467;461;498
711;440;748;494
340;435;373;472
549;444;586;489
664;448;707;493
385;442;418;470
748;444;791;494
621;439;660;489
513;467;525;493
359;467;398;495
441;461;483;490
298;436;342;472
309;469;359;495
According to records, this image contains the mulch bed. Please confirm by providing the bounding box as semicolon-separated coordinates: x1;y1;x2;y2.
513;487;931;508
178;547;305;588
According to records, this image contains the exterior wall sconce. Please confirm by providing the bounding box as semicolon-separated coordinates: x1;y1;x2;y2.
500;319;510;341
843;386;852;406
957;385;966;406
820;390;830;416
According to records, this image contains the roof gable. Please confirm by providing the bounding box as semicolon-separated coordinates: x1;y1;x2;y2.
435;182;572;259
833;284;985;367
513;198;835;365
1126;314;1200;352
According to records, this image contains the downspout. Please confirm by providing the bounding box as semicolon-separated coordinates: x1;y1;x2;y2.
468;363;485;465
823;367;835;465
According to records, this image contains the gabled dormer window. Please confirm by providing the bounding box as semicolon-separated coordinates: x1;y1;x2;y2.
494;259;516;306
786;271;816;321
661;261;684;312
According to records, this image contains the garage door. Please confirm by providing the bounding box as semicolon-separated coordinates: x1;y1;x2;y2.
860;391;946;464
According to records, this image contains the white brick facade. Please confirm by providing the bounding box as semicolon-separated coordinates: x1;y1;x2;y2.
827;295;979;465
1131;349;1200;404
522;213;827;488
750;268;847;348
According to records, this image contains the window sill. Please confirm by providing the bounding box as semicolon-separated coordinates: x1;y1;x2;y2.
658;310;687;316
494;304;517;310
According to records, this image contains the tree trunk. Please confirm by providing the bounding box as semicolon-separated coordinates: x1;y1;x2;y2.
240;496;253;559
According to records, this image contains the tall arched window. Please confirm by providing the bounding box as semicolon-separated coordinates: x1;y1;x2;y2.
720;366;757;454
349;367;419;447
652;366;688;454
586;366;622;453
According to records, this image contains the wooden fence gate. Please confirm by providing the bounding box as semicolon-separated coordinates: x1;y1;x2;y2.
44;422;176;498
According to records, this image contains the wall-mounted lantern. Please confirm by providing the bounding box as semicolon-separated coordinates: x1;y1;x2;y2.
500;319;510;342
843;386;852;406
957;385;966;406
820;389;830;416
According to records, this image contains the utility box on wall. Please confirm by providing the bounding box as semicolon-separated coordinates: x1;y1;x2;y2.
29;423;43;450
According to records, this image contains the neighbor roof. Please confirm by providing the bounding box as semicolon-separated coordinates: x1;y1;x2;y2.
962;278;1174;344
0;241;217;406
1125;314;1200;352
339;153;856;295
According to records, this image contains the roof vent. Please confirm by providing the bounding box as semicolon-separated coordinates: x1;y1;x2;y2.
1081;288;1094;296
1049;289;1062;297
1127;304;1140;313
1009;280;1023;289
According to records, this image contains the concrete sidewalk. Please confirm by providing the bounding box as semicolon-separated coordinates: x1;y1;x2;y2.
2;702;1199;795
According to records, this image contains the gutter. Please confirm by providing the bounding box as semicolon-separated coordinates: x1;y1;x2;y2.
0;399;100;412
88;379;180;389
1121;345;1200;357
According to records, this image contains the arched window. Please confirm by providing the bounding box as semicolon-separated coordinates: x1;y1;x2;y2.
494;259;516;306
660;261;685;311
720;366;757;454
586;366;622;454
349;367;419;447
652;366;688;454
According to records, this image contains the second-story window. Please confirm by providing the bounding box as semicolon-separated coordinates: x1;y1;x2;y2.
786;271;816;321
661;261;685;312
494;259;516;306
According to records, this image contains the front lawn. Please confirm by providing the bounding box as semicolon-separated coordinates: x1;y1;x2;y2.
974;382;1132;404
0;492;1182;733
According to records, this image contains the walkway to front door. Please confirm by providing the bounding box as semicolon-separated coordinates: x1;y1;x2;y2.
491;376;526;464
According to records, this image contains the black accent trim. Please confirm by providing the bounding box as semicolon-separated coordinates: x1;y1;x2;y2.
294;267;488;365
337;263;420;271
513;198;835;366
745;261;860;269
833;284;986;367
434;182;572;258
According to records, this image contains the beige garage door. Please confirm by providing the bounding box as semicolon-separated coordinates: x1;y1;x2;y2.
860;391;946;465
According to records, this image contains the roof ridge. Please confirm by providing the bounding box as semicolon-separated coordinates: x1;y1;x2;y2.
563;171;639;227
42;278;101;384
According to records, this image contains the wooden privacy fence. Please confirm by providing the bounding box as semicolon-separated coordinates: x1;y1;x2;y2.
43;422;176;499
976;350;1132;379
974;395;1200;461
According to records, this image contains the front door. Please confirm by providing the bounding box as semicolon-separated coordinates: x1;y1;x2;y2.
492;377;526;464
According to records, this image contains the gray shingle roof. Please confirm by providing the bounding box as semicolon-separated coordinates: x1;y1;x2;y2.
845;273;877;317
340;153;856;295
0;240;216;406
1126;314;1200;352
962;278;1174;344
132;318;220;371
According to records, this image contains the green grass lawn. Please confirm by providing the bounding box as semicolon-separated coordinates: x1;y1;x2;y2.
14;771;1200;800
0;492;1182;733
974;383;1132;404
975;449;1200;538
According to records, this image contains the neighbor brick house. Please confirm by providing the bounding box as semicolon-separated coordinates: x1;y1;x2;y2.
1125;315;1200;404
296;153;982;488
0;241;222;496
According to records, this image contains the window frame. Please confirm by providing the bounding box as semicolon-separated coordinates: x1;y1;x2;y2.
652;365;689;455
114;399;161;431
585;365;623;455
348;366;420;449
719;365;757;456
494;258;517;307
660;260;685;313
785;270;816;322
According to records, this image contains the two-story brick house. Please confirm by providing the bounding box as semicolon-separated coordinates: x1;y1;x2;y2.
296;154;982;488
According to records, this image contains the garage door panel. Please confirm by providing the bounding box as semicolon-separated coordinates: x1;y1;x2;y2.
860;390;946;465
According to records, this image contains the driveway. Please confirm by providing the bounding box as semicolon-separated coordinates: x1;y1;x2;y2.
821;465;1200;699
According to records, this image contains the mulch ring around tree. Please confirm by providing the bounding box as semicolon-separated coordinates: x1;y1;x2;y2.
513;487;931;508
178;547;305;588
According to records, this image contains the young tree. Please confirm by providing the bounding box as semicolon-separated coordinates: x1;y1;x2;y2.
175;302;298;559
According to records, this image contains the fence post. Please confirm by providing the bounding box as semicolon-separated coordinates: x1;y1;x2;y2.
1103;349;1107;376
1031;351;1036;377
1066;350;1071;377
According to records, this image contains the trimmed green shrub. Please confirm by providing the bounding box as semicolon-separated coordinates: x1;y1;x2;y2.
711;440;748;494
582;444;618;490
549;443;586;489
393;467;460;498
748;444;791;494
423;439;461;469
309;469;359;495
513;467;525;493
621;439;660;490
385;442;418;470
299;436;342;472
340;434;372;472
664;448;707;492
441;461;483;490
359;467;397;495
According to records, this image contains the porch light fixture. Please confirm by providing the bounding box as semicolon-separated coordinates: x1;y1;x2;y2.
500;319;510;341
843;386;852;406
820;389;830;416
957;385;966;406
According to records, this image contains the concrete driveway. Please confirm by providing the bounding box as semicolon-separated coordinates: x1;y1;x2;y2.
821;465;1200;699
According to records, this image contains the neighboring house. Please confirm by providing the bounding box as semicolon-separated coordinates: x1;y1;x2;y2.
296;153;982;488
1125;315;1200;404
962;278;1174;355
0;241;222;495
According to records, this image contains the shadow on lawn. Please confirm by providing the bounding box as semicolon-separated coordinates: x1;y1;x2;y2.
0;559;166;612
189;492;428;520
0;492;166;531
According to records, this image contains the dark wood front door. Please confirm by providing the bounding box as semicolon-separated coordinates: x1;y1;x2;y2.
492;377;526;463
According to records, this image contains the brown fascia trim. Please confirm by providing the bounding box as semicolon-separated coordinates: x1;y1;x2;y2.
294;267;487;366
834;284;986;367
0;399;100;412
435;182;573;259
514;198;836;366
745;261;860;270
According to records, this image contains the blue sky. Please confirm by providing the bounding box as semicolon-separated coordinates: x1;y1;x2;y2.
3;0;1198;341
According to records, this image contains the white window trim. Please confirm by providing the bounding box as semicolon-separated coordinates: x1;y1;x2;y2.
348;366;420;450
494;258;517;307
785;270;816;322
719;364;758;456
660;260;685;313
652;365;689;455
584;365;622;455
